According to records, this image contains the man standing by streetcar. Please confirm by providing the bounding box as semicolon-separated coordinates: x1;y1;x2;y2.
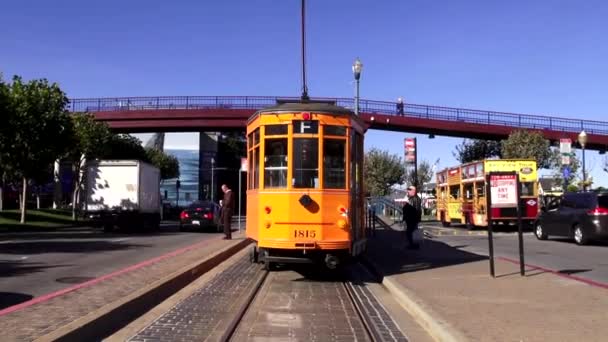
221;184;234;240
403;186;422;249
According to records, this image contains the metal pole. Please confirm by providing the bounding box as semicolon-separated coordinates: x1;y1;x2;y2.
414;137;418;189
486;173;495;278
355;79;360;116
238;169;242;232
211;160;215;202
582;147;586;191
517;175;525;276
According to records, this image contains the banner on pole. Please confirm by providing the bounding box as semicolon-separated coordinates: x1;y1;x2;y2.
404;138;416;164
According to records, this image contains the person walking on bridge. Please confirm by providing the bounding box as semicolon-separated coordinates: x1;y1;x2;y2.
220;184;234;240
403;186;422;249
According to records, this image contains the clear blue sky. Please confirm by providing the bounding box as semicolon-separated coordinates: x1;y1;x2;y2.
2;0;608;186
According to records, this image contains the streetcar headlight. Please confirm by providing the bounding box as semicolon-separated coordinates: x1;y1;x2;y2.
265;220;272;228
337;219;348;229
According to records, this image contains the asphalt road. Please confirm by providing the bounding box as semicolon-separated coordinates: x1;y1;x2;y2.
425;223;608;284
0;223;226;310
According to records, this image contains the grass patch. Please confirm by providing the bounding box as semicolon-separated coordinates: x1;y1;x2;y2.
0;209;82;231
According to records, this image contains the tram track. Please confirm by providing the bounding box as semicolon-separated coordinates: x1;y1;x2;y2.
220;258;408;342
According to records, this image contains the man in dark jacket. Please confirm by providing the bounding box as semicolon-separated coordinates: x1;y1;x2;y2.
221;184;234;239
403;186;422;249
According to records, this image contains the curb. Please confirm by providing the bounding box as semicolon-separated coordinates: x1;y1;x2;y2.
34;238;251;342
362;256;469;342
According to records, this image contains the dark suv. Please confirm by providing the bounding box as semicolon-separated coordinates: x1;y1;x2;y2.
535;192;608;245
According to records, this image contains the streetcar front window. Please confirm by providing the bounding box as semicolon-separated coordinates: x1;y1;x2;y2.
293;138;319;188
264;138;287;188
323;139;346;188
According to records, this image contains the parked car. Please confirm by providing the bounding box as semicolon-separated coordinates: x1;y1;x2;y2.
535;192;608;245
179;201;221;232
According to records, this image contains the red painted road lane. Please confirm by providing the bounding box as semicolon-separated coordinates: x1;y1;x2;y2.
498;256;608;290
0;236;218;316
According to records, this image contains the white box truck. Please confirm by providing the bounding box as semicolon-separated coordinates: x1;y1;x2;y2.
85;160;161;232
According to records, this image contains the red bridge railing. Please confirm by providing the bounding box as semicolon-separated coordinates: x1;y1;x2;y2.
69;96;608;136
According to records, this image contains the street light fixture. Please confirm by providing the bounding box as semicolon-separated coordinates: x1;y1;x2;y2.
578;130;588;191
352;57;363;116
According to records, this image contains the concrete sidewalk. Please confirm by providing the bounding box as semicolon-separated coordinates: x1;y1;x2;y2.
0;231;249;341
367;219;608;342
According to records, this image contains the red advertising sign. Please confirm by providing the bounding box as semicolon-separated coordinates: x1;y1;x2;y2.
404;138;416;164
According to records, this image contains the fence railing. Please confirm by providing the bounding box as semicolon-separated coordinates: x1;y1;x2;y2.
68;96;608;136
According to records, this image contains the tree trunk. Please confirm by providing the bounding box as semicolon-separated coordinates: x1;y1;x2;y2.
36;193;40;210
72;182;79;221
21;177;27;224
53;159;61;209
72;155;87;221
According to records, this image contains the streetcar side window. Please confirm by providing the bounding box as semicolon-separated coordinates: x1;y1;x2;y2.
264;138;288;188
323;139;346;189
293;138;319;188
253;146;260;189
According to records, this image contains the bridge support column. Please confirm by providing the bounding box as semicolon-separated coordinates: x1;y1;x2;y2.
199;132;219;202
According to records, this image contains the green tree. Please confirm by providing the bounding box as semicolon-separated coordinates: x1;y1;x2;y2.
501;130;552;168
404;159;437;189
0;75;10;211
146;147;180;180
364;148;405;196
5;76;72;223
100;134;149;161
65;114;113;219
546;147;580;190
453;139;502;163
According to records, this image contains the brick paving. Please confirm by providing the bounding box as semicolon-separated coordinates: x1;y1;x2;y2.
0;234;245;342
128;253;263;342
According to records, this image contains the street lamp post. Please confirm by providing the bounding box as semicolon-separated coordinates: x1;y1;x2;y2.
352;58;363;116
210;158;215;202
578;130;587;191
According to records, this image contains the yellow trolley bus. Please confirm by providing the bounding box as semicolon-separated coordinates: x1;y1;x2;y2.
436;159;539;229
246;99;367;269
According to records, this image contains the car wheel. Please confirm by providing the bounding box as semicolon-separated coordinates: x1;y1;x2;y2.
573;224;588;245
534;221;548;240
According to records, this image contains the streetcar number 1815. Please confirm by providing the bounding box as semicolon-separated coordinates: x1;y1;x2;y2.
294;230;316;238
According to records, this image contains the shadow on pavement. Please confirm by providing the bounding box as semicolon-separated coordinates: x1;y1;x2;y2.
0;292;34;310
0;240;152;255
365;227;487;278
0;225;199;241
0;261;72;278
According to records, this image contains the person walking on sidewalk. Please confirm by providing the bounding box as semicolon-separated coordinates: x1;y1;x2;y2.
220;184;234;240
403;186;422;249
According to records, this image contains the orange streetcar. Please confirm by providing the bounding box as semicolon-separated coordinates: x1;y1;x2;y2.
246;99;367;269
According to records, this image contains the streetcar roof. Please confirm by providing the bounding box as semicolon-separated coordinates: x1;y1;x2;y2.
252;99;353;117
